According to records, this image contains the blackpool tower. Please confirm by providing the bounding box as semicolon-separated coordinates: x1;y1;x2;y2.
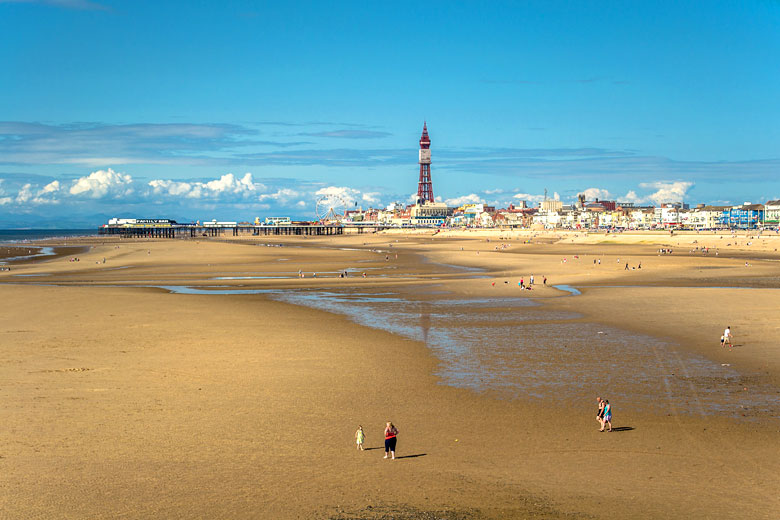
417;122;434;203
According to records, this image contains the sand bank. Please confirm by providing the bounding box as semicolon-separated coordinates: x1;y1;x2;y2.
0;233;778;518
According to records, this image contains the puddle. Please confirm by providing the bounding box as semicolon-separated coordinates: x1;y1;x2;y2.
153;285;276;295
553;284;582;296
0;246;57;264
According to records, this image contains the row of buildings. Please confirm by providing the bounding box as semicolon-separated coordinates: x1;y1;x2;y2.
338;198;780;230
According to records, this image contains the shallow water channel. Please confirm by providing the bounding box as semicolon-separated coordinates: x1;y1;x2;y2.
271;287;779;420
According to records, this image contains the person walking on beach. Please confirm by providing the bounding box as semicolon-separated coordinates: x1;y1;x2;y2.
355;425;365;451
723;326;732;348
600;400;613;432
596;397;605;428
384;422;398;459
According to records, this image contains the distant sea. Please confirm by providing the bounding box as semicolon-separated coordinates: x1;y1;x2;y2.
0;229;97;243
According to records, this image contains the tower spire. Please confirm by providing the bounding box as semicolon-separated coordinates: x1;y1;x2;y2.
417;122;434;203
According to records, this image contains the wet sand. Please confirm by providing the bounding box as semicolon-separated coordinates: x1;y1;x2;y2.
1;232;779;518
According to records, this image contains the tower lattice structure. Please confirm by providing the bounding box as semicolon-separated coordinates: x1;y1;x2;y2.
417;122;434;203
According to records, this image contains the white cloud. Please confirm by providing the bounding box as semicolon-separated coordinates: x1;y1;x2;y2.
40;180;60;194
622;190;642;203
148;179;195;197
70;168;134;199
579;187;612;200
513;192;547;203
205;172;256;195
148;173;265;200
258;188;302;203
445;193;483;206
0;181;12;205
16;183;33;203
572;182;694;206
639;181;694;205
315;186;360;204
361;192;380;205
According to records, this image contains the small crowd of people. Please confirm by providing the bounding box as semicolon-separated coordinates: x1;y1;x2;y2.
354;422;399;459
491;275;547;288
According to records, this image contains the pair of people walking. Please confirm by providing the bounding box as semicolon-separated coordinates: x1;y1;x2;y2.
721;326;733;348
596;397;613;432
355;422;399;459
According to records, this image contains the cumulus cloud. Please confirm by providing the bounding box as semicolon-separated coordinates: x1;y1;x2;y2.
513;192;547;204
40;180;60;194
445;193;483;206
70;168;134;199
313;186;384;209
148;173;264;199
16;183;33;204
361;192;381;205
258;188;302;203
639;181;694;205
0;180;14;205
315;186;361;205
204;173;257;195
572;182;694;205
622;190;642;204
579;187;612;200
148;179;195;197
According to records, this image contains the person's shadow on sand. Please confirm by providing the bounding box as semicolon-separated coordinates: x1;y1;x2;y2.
395;453;427;459
610;426;634;432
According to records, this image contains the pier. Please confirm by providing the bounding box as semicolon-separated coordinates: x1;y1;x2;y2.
99;224;350;238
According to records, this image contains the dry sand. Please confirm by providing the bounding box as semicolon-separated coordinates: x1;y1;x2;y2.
1;231;779;519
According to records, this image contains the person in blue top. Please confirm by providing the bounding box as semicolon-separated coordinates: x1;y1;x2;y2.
600;400;613;432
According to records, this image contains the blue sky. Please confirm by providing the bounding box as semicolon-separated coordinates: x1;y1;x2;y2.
1;0;778;226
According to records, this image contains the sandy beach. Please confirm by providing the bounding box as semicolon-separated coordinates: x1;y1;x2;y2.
1;230;779;519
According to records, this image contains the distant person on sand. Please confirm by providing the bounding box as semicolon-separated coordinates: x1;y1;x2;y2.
384;421;398;459
723;326;732;348
355;425;365;451
600;400;613;432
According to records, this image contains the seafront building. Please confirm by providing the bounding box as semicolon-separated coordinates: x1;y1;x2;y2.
765;200;780;226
